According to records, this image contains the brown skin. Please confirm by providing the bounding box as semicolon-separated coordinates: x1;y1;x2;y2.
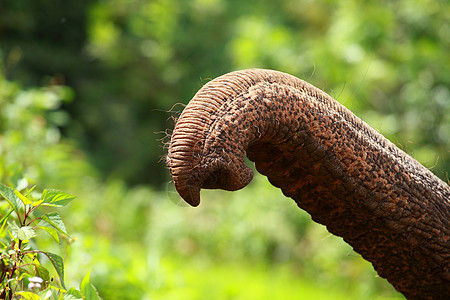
167;69;450;299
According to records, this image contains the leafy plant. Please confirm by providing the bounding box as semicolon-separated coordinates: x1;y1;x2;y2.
0;183;101;300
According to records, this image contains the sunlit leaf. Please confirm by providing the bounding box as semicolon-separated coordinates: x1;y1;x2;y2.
41;190;75;207
14;189;34;205
64;288;83;300
16;178;29;192
38;212;69;236
42;252;65;289
32;199;45;207
18;186;45;207
9;223;36;240
80;271;102;300
27;185;37;194
47;285;66;296
15;291;40;300
39;290;53;300
38;225;62;244
0;183;24;213
0;209;14;231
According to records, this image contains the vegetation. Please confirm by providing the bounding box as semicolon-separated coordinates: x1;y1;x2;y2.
0;183;101;300
0;0;448;299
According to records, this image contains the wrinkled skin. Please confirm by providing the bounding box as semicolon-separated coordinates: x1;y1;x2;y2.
167;69;450;299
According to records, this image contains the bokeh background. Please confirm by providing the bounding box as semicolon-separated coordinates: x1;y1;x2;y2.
1;0;448;299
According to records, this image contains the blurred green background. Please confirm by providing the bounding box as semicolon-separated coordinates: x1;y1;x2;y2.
1;0;449;299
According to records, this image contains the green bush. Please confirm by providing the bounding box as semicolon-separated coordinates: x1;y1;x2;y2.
0;69;92;189
0;69;102;299
2;1;446;298
0;183;101;299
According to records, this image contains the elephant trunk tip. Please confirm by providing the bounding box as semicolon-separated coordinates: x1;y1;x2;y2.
167;153;202;206
175;183;201;207
168;158;254;207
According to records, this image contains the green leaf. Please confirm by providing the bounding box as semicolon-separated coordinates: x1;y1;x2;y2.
9;223;36;240
0;208;14;230
0;183;24;213
64;288;83;300
15;291;40;300
16;178;29;192
32;199;45;207
41;190;75;207
38;212;69;236
42;252;65;289
34;263;50;281
19;226;36;240
32;208;44;218
38;225;62;244
80;271;102;300
0;259;6;282
39;290;53;300
14;189;33;205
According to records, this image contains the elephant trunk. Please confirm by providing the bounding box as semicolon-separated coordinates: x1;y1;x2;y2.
167;70;262;205
167;69;450;299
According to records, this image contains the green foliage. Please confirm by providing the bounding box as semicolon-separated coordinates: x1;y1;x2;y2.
0;70;406;298
0;1;446;299
154;258;396;300
1;0;447;185
80;272;101;300
0;183;101;299
0;69;93;190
